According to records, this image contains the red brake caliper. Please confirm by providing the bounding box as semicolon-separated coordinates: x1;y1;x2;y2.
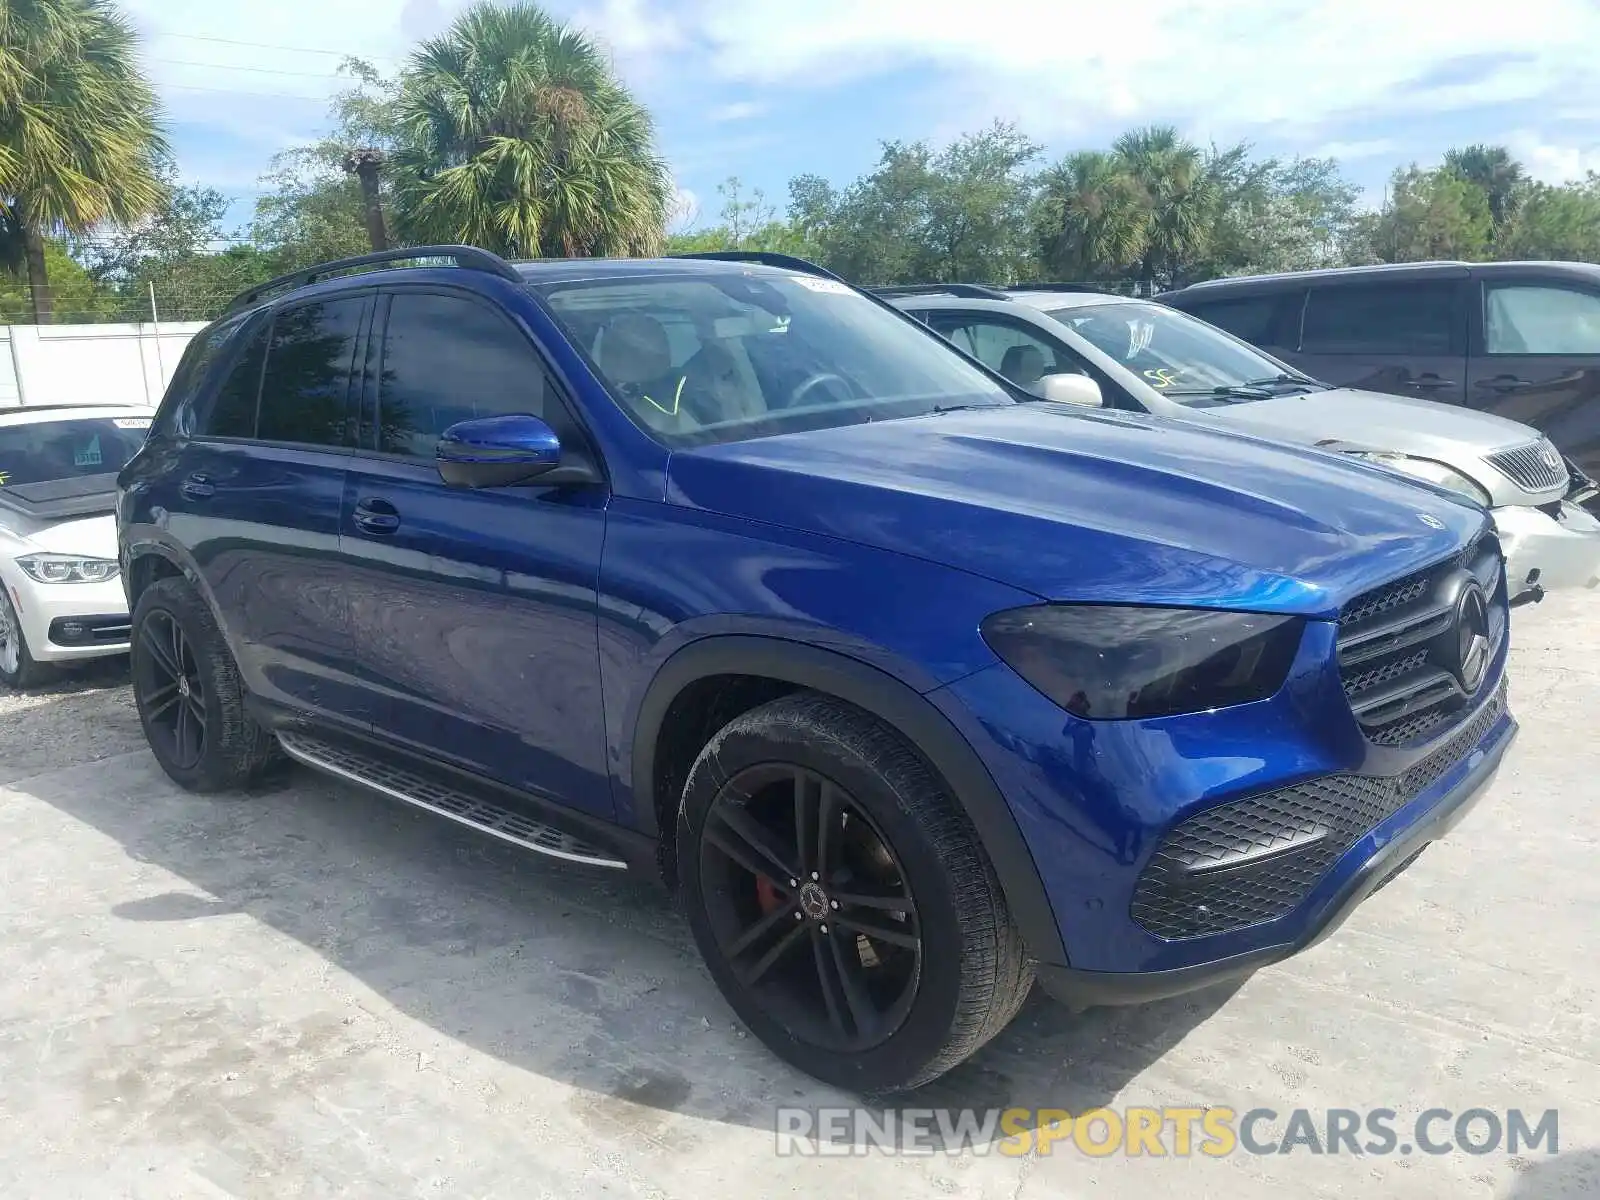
754;874;783;914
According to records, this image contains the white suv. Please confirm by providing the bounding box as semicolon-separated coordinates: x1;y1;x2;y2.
887;286;1600;606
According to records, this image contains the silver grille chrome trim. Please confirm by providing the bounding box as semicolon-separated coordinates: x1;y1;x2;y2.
277;730;628;869
1337;536;1507;747
1486;439;1567;493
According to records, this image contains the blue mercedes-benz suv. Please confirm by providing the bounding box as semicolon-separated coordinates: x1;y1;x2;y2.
117;246;1517;1092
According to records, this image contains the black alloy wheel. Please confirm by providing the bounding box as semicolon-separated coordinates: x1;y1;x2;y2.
134;608;208;770
698;762;923;1053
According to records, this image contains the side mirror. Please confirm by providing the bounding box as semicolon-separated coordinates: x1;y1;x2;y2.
1036;373;1104;407
437;414;569;489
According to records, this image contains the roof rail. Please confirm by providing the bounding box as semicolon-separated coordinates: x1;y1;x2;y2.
666;250;847;283
224;244;523;314
1005;282;1114;294
870;283;1014;301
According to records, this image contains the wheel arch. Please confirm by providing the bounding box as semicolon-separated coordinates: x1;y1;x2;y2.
630;635;1066;965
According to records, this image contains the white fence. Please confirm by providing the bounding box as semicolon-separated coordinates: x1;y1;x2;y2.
0;321;207;410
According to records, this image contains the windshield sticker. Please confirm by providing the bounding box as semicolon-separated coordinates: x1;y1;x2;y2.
113;417;152;430
794;278;855;295
73;436;103;468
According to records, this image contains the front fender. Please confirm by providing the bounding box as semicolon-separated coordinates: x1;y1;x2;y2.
627;634;1066;966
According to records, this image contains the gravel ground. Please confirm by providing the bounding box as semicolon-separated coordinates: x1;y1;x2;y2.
0;594;1595;1198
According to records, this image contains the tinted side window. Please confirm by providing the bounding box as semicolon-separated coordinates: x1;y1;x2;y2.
1301;282;1458;354
1485;284;1600;354
376;292;551;458
201;322;269;438
257;298;365;447
1184;295;1285;345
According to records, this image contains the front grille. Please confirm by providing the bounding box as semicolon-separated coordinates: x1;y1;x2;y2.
1487;439;1567;492
1337;535;1507;747
1131;683;1506;940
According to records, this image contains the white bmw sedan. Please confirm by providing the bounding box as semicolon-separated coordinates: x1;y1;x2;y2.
0;404;154;687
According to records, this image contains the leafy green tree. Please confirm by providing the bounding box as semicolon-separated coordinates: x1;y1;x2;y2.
0;0;167;322
1496;176;1600;261
1443;143;1528;231
388;1;671;257
1033;150;1148;280
1194;149;1362;278
793;123;1037;284
251;58;399;270
0;239;118;322
1360;165;1494;262
1112;126;1217;288
663;177;818;257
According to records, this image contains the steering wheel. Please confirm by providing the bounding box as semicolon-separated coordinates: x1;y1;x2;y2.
787;372;853;409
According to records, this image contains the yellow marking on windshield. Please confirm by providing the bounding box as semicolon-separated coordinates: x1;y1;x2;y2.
1144;367;1183;389
642;375;688;416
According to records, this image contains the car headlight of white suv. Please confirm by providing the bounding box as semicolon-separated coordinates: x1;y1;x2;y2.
1344;451;1492;506
15;554;121;584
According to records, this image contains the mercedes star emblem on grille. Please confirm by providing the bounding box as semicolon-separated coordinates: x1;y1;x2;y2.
1453;582;1491;692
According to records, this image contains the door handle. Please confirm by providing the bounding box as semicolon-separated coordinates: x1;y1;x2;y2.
1476;375;1530;393
352;498;400;536
1405;374;1456;390
180;473;215;500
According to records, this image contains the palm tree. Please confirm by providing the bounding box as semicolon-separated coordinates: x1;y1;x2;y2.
1034;150;1147;280
0;0;167;323
389;1;671;258
1112;126;1216;289
1443;144;1528;231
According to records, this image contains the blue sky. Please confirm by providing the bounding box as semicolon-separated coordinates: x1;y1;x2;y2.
123;0;1600;239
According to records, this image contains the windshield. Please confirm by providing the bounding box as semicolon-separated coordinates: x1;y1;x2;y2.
0;416;150;488
1047;301;1318;405
536;272;1015;446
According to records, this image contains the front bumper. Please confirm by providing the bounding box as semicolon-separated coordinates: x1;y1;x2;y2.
4;572;131;662
1494;501;1600;597
1034;702;1516;1007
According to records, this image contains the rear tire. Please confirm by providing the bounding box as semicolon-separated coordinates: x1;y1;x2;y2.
677;692;1033;1093
0;585;51;690
130;577;280;792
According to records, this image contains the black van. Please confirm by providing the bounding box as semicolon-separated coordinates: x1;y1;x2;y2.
1160;261;1600;500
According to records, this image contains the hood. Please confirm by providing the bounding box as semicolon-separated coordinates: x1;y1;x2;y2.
3;510;117;557
665;405;1488;619
1214;386;1539;462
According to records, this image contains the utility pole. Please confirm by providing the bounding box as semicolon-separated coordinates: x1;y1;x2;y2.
343;148;390;252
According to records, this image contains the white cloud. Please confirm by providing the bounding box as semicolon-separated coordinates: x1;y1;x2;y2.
1314;139;1402;162
708;101;766;123
667;182;700;231
669;0;1599;141
1503;131;1600;184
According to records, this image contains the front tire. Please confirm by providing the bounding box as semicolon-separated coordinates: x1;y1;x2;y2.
677;692;1033;1093
130;577;279;792
0;585;51;690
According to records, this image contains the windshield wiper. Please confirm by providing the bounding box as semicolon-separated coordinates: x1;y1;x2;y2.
1167;385;1273;400
1244;372;1324;391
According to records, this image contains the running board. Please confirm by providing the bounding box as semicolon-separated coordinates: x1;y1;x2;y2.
276;730;628;869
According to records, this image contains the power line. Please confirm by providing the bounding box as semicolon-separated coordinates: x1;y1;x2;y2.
163;82;331;101
153;57;344;80
154;32;399;64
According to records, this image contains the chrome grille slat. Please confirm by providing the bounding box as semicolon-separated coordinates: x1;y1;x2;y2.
1336;535;1506;747
1487;439;1567;492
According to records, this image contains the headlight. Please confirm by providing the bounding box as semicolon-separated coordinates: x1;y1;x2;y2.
15;554;121;584
980;605;1304;720
1344;452;1491;506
